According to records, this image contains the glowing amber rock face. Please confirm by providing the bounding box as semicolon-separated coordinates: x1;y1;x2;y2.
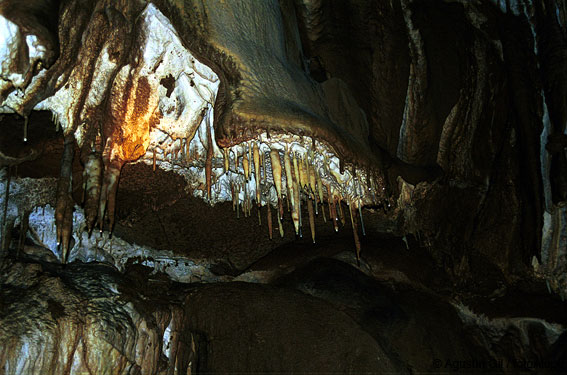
108;72;160;163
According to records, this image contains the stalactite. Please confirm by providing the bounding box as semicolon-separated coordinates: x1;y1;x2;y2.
357;198;366;236
338;198;345;226
299;154;308;192
231;181;236;211
205;117;213;200
349;201;361;262
291;182;300;236
308;153;317;199
23;115;28;142
236;183;240;218
17;211;29;257
97;159;123;235
1;166;11;252
270;149;283;217
277;209;284;238
153;148;156;171
284;150;297;225
298;192;303;237
317;171;326;222
253;142;261;224
243;147;250;181
83;152;103;235
307;198;315;243
267;202;273;240
55;134;75;263
223;148;230;173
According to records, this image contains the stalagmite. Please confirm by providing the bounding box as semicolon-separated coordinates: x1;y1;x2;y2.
83;153;103;234
307;198;315;243
55;134;75;262
205;120;213;200
270;149;283;216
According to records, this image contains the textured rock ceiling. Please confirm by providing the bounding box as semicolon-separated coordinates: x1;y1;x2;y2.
1;0;567;373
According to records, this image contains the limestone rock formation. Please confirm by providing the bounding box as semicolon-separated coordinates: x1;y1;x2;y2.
0;0;566;373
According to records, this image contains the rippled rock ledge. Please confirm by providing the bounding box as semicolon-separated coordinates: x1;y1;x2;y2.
1;253;566;374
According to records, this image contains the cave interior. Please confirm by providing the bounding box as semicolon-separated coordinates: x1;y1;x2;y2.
0;0;567;373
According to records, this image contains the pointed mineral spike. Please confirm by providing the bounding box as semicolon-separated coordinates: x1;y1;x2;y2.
236;183;241;218
307;198;315;243
205;122;213;200
292;151;300;188
61;197;73;263
243;150;250;181
358;198;366;236
223;148;230;173
231;181;236;211
350;203;361;261
277;208;284;238
248;141;252;170
106;166;121;234
299;154;308;192
338;197;346;226
291;180;300;235
309;162;317;200
316;169;326;222
284;148;293;212
267;202;273;240
253;142;261;205
270;149;283;216
23;115;28;142
153;149;157;171
332;200;339;232
84;153;102;235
